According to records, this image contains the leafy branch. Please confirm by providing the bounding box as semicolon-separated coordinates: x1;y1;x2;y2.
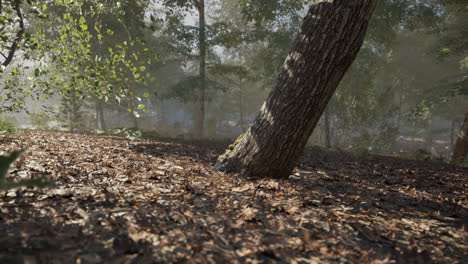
1;0;24;68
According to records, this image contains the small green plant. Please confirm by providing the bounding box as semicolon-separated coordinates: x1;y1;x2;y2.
0;120;16;138
94;128;163;140
93;129;106;135
228;133;244;151
107;127;143;140
0;150;54;190
217;133;244;165
141;130;162;139
29;112;50;130
351;146;371;158
57;91;86;132
411;149;431;161
450;156;468;168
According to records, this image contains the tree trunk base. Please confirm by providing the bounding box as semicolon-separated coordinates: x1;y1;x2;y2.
215;134;244;173
214;153;241;173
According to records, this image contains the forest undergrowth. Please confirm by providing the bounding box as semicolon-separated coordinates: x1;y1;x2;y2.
0;130;466;263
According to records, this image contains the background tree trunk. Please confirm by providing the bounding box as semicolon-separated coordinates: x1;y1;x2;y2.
96;100;106;131
194;0;206;139
453;111;468;160
133;115;139;129
324;107;332;148
215;0;377;179
239;77;246;133
450;119;455;148
426;117;433;147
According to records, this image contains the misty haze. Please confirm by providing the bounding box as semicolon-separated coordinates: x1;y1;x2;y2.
0;0;466;263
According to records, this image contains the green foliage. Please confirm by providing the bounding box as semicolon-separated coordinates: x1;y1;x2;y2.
95;127;163;140
228;133;243;151
57;90;86;132
29;112;50;130
349;125;399;152
141;130;163;139
111;128;143;140
35;0;156;106
397;149;447;162
0;120;16;135
350;147;371;159
432;1;468;99
450;156;468;168
238;0;306;27
169;76;226;102
412;149;431;161
1;0;158;114
0;150;54;190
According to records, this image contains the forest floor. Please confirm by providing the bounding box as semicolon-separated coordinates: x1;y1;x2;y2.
0;130;466;264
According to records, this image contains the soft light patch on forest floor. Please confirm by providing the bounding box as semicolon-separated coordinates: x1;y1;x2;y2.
0;130;466;263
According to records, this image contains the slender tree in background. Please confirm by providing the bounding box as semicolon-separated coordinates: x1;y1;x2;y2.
194;0;206;139
160;0;207;138
323;107;332;148
95;97;107;131
434;0;467;159
453;111;468;160
58;89;84;132
215;0;378;179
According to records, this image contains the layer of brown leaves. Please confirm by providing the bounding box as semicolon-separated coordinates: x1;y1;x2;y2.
1;130;466;263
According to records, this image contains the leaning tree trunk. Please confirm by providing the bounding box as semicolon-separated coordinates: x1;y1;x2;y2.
215;0;377;179
453;111;468;160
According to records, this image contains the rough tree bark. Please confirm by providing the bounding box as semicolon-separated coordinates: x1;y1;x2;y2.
215;0;377;179
453;111;468;160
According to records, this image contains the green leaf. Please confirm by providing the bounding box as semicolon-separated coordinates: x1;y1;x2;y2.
80;24;88;31
137;104;146;110
79;16;86;25
143;92;150;98
0;150;24;187
139;66;146;72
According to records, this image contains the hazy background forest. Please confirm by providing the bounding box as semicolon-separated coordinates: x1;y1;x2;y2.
1;1;467;262
1;0;466;160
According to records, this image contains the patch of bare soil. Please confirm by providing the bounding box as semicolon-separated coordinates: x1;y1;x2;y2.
1;130;466;263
